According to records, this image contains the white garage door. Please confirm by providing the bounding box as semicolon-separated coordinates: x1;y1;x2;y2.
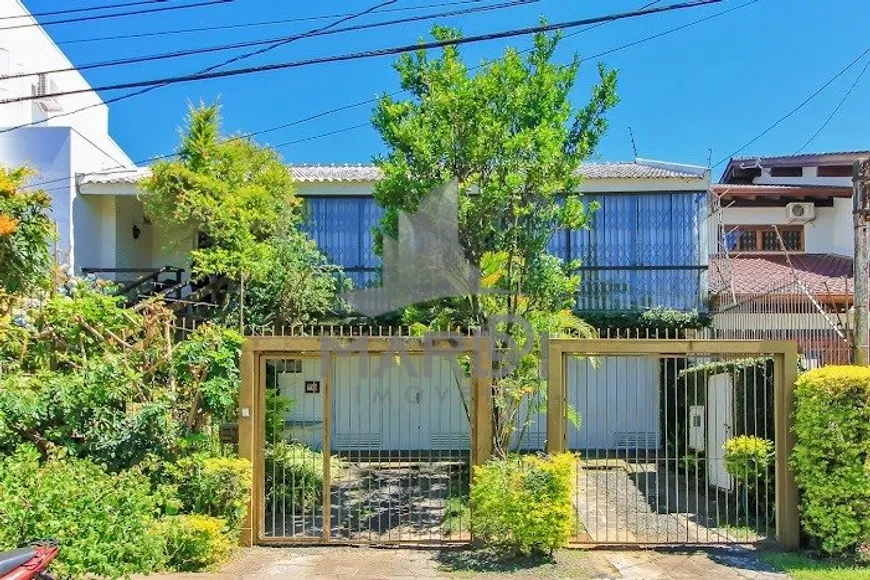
567;355;661;451
331;354;471;451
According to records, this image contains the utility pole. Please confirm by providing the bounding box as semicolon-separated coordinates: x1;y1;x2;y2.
852;159;869;365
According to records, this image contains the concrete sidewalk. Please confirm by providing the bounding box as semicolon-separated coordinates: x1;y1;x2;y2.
139;545;789;579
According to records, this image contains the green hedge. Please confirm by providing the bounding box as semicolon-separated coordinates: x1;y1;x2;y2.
792;366;870;555
161;514;236;572
173;454;252;531
0;446;166;578
470;453;575;556
578;307;712;333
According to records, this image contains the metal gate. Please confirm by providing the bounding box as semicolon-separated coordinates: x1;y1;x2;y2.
546;339;800;548
239;335;491;545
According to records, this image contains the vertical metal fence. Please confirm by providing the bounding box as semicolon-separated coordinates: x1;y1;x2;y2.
546;339;800;549
243;333;490;546
239;329;800;549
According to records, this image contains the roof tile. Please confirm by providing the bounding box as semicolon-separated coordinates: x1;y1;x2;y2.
710;254;853;296
79;161;706;185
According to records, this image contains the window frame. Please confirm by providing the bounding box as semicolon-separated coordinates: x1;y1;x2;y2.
724;224;805;253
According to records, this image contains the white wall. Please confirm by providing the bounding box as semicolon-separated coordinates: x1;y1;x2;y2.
0;2;136;273
0;126;73;261
0;0;132;168
114;196;150;270
721;202;853;256
754;166;852;188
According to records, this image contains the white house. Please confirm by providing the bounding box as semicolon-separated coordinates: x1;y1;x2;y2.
0;0;141;273
709;151;866;365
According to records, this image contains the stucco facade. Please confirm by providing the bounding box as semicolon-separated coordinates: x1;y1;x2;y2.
0;0;136;273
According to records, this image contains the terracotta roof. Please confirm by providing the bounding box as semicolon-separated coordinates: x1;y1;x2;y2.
79;160;706;186
710;254;853;297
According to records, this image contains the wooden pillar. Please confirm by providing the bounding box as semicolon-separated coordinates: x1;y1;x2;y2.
546;341;566;454
237;346;256;547
472;338;493;465
774;346;800;550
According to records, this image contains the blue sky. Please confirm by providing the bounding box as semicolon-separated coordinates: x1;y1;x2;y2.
26;0;870;176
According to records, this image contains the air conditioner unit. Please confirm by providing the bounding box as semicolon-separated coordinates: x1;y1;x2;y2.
786;202;815;223
31;74;62;112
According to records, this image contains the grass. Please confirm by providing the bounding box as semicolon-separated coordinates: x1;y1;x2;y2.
760;552;870;580
441;493;470;536
441;464;471;537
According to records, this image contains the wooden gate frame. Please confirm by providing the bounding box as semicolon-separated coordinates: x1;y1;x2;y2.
545;339;800;550
238;335;492;546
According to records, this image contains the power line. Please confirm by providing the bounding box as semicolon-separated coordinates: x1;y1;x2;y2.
273;0;759;152
15;0;401;192
55;0;490;45
0;0;233;32
272;123;374;149
24;0;726;194
795;56;870;154
3;0;536;81
1;0;722;105
0;0;396;136
713;44;870;168
0;0;170;21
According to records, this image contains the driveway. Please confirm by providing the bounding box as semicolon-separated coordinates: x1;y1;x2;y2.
139;545;789;579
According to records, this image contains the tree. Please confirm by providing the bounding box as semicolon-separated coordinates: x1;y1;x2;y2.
372;28;618;455
140;103;299;283
140;103;344;324
0;165;54;311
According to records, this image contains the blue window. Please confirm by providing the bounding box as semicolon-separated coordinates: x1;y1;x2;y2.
303;197;383;288
303;191;707;311
568;192;707;311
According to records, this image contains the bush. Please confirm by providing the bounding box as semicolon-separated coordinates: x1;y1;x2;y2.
792;366;870;555
174;454;252;530
578;307;712;333
0;165;54;300
0;445;165;578
724;435;773;487
161;514;235;572
470;453;575;556
0;357;176;470
264;442;342;512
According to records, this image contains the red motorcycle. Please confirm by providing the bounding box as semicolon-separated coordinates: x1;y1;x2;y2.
0;542;59;580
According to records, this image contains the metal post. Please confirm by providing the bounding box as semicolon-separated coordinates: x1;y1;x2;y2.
853;159;869;365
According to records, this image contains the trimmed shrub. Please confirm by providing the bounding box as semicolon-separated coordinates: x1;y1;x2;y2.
0;445;165;577
578;307;712;333
161;514;235;572
792;366;870;555
470;453;575;556
724;435;773;487
265;442;342;513
174;454;252;530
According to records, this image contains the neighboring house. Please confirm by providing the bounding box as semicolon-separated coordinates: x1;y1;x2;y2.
295;160;710;312
0;0;141;275
709;150;866;364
